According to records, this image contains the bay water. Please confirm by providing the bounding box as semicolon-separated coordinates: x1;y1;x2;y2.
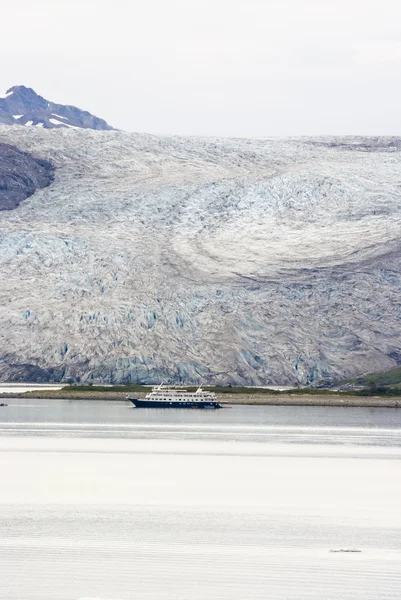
1;398;401;599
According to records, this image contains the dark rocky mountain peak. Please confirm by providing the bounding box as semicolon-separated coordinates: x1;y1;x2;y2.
0;85;114;130
4;85;49;113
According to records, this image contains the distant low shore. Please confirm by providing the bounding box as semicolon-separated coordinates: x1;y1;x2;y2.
1;389;400;408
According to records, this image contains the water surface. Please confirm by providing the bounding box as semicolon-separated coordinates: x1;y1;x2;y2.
1;399;400;599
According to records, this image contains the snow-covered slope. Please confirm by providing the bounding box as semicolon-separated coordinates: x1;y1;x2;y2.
0;126;400;384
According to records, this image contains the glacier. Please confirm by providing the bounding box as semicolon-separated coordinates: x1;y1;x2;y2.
0;126;400;385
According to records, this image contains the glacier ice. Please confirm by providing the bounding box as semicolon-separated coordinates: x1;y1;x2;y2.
0;126;400;385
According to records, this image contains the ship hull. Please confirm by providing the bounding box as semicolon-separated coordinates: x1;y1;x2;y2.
129;398;221;409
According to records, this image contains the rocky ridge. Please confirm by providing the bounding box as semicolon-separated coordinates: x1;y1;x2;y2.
0;143;54;210
0;126;400;385
0;86;113;130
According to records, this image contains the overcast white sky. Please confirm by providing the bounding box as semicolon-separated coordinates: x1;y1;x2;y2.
1;0;401;136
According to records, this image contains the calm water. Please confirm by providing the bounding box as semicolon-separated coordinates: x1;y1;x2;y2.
1;399;401;599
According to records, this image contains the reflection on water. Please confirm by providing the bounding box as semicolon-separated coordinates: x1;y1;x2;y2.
0;399;401;599
1;398;401;446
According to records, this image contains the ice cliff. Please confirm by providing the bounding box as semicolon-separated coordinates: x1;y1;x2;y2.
0;126;400;385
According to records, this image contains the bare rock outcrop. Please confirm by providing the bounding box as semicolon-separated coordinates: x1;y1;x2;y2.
0;143;54;210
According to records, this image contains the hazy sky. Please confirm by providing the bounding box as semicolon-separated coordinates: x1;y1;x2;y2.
1;0;401;136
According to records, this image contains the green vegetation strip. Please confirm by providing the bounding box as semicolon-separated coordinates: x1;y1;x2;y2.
352;366;401;388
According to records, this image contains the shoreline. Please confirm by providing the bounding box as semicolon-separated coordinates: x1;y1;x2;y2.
1;390;400;408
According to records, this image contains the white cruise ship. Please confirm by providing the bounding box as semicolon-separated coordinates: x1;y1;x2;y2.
129;384;221;409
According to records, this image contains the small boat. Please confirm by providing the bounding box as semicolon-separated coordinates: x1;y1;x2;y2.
0;403;8;407
129;384;221;409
